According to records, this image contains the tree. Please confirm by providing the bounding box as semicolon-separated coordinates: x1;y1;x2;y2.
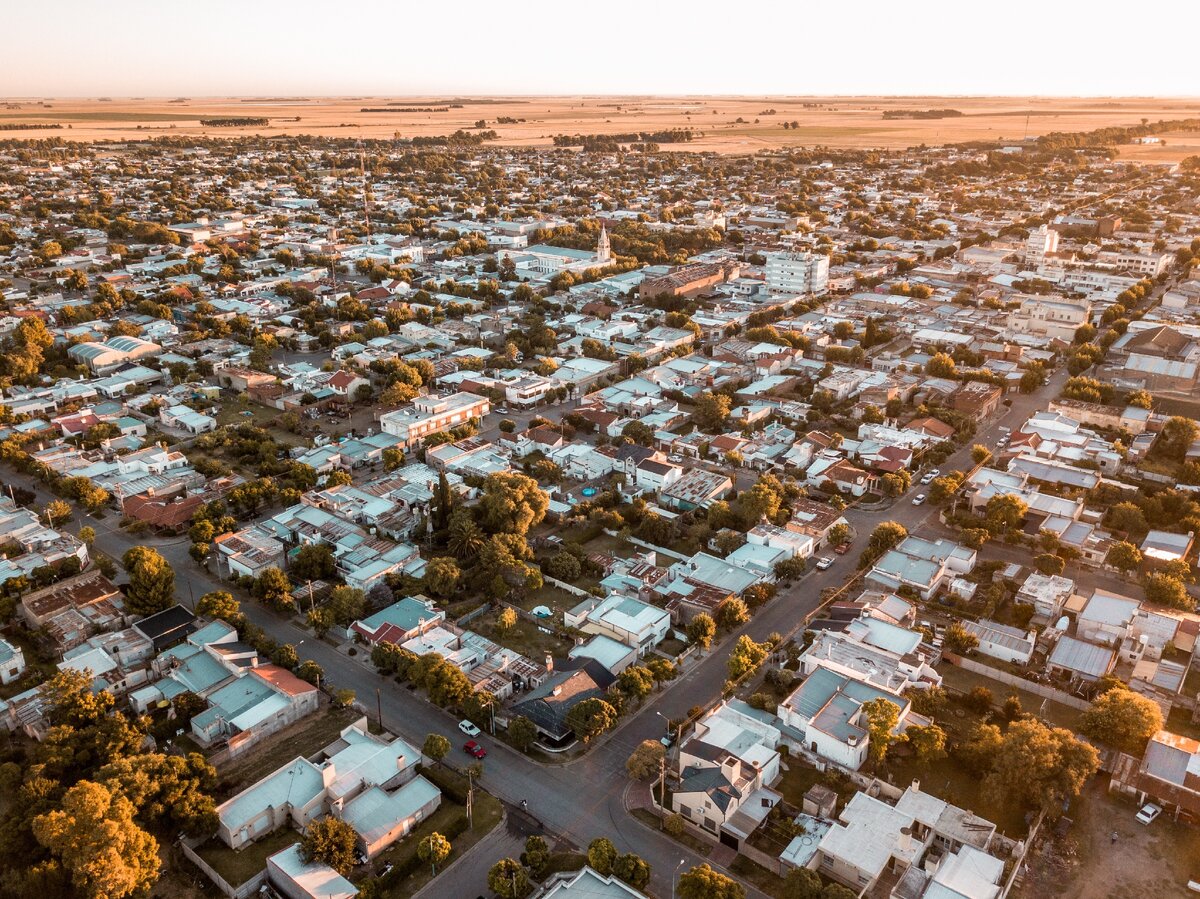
1157;416;1199;462
1081;688;1163;754
326;586;365;626
422;729;451;763
292;543;336;582
296;659;324;686
614;853;651;890
677;864;746;899
196;590;241;624
626;740;665;780
727;635;770;682
1126;389;1153;410
488;858;530;899
273;644;299;669
715;596;750;630
828;522;851;546
617;665;654;700
424;556;461;598
1106;541;1143;572
544;551;582;582
477;472;549;536
254;566;294;611
121;546;175;616
587;837;618;876
565;698;618;743
497;606;519;636
33;780;160;899
943;622;979;654
43;499;72;527
693;392;732;432
784;867;824;899
96;752;217;836
522;835;550;878
686;613;717;650
984;494;1027;534
508;716;538;752
418;832;451;875
1144;572;1193;610
646;657;677;686
905;723;947;762
861;697;901;768
957;721;1004;775
983;719;1099;815
621;421;655;446
1035;553;1065;576
299;816;359;876
880;470;911;498
860;520;907;566
78;525;96;546
925;353;958;378
1105;502;1148;538
970;444;993;465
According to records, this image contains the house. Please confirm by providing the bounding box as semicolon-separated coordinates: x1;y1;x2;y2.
0;637;26;686
1046;635;1116;683
787;499;849;550
541;866;648;898
1111;729;1200;822
1076;589;1140;646
351;596;445;646
659;468;733;511
159;403;216;434
378;392;490;449
267;845;357;899
563;594;670;657
960;619;1037;665
866;536;976;601
190;663;320;752
810;785;1002;898
509;659;613;744
218;722;436;854
1014;572;1075;622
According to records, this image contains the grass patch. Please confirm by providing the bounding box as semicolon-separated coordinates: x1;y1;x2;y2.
470;609;575;660
657;636;689;658
730;855;788;898
774;762;857;810
940;663;1086;732
215;704;362;794
630;808;712;857
518;582;586;615
193;827;298;887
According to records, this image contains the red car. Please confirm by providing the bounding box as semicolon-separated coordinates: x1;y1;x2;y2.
463;740;487;759
833;543;850;555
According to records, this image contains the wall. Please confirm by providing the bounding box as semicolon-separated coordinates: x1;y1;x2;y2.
947;655;1090;710
180;837;269;899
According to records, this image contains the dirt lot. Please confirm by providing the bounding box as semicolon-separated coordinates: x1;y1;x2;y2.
4;95;1200;157
1016;781;1200;899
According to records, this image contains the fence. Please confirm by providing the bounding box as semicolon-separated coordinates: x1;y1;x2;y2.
180;837;269;899
948;655;1090;711
543;575;594;599
624;535;689;561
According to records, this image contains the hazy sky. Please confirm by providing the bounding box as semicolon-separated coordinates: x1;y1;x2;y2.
5;0;1199;97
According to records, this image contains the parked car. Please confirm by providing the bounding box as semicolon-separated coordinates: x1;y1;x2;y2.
920;473;935;485
816;557;834;570
927;468;941;478
459;720;481;738
833;542;850;555
1136;803;1162;825
912;494;926;506
463;740;487;759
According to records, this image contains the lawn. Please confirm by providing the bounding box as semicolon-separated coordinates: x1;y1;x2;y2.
884;752;1029;838
517;582;585;615
470;608;576;661
774;761;858;811
939;663;1086;733
193;827;299;887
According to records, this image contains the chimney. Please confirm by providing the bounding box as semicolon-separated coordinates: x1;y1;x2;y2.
545;653;553;672
896;826;914;853
911;778;920;794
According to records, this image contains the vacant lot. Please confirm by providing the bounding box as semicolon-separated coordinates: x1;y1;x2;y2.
4;96;1200;157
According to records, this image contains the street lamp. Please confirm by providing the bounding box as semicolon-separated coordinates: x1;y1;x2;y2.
672;858;687;899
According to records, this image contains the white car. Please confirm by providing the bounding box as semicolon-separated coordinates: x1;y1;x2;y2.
920;473;935;485
912;494;926;506
927;468;941;478
1136;802;1162;825
816;557;834;571
458;720;481;738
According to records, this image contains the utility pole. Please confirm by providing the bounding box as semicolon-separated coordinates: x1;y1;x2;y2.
659;755;667;824
466;769;474;827
376;687;383;732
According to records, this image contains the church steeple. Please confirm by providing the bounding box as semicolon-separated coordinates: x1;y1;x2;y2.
596;224;611;264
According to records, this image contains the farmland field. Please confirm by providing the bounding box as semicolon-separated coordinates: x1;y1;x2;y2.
2;95;1199;158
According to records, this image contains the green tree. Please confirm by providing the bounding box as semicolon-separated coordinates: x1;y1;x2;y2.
613;853;651;890
477;471;549;536
1144;572;1193;610
1157;416;1199;462
424;556;461;598
33;780;160;899
507;716;538;752
418;832;451;875
970;444;993;465
587;837;618;876
617;665;654;700
715;596;750;630
693;392;732;432
423;733;451;764
327;585;366;626
783;867;824;899
905;723;947;762
984;494;1027;534
96;752;217;836
1035;553;1065;576
983;719;1099;815
924;353;957;378
646;657;677;686
1106;541;1143;572
861;697;901;768
565;698;618;743
1126;389;1153;410
625;739;665;780
488;858;531;899
1081;687;1163;754
677;864;746;899
944;622;980;654
544;551;582;582
726;635;770;682
291;543;336;582
496;606;519;636
522;835;550;878
686;613;716;650
860;520;907;566
121;546;175;616
254;566;294;612
299;816;359;875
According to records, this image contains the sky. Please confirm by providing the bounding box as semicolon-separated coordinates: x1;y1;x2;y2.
4;0;1200;98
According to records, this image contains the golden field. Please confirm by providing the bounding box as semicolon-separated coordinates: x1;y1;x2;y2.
2;95;1199;159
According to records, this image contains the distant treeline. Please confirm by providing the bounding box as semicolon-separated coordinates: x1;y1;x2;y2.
0;123;63;131
408;129;498;146
240;98;308;102
200;117;269;127
882;109;964;120
361;107;450;113
1036;117;1200;150
389;102;463;108
553;129;697;150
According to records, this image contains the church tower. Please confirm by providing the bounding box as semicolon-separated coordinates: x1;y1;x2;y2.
596;225;611;264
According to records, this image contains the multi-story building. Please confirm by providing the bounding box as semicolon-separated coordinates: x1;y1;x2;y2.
765;250;830;295
378;392;490;448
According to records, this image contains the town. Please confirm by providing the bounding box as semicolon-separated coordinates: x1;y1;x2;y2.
0;105;1199;899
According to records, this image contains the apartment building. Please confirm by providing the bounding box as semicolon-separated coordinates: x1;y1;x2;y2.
378;392;491;448
765;250;830;295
